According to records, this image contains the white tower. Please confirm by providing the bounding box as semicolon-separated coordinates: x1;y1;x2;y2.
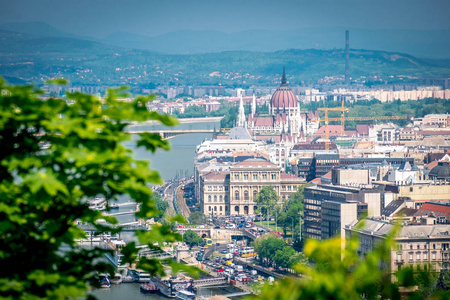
237;95;246;127
251;94;256;117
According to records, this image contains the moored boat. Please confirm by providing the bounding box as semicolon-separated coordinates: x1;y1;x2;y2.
175;290;196;300
100;277;111;288
140;282;158;294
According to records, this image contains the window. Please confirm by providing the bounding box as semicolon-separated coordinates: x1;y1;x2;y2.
253;190;258;200
424;252;428;260
253;173;258;180
416;253;420;260
208;186;212;191
220;206;222;211
214;195;217;202
409;253;413;261
234;174;239;180
224;195;228;202
225;186;229;191
244;173;249;180
219;186;223;191
208;195;211;202
214;206;217;211
214;186;217;191
244;190;249;201
219;195;223;202
235;191;240;201
262;173;267;180
271;173;276;180
432;252;436;260
208;206;211;211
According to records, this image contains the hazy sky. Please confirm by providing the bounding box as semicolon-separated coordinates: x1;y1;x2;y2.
1;0;449;37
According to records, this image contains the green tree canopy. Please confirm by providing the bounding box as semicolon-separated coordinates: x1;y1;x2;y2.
0;79;197;299
188;211;207;225
183;230;203;248
255;186;279;218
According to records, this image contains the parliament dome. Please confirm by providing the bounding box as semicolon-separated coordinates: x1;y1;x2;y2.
271;67;298;109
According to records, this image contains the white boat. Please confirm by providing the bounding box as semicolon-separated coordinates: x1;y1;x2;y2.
176;290;197;300
100;276;111;288
89;197;107;211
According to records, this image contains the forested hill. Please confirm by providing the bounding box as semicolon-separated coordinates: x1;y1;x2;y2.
0;29;449;87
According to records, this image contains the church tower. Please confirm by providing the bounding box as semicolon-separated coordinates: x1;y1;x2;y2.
237;94;246;127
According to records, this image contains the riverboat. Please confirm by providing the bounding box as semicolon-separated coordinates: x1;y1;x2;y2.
88;197;107;211
140;282;158;294
154;276;194;298
175;290;197;300
100;277;111;288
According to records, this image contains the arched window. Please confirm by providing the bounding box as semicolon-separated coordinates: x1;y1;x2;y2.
253;190;258;200
214;206;217;211
219;195;223;202
224;195;228;202
220;206;223;211
208;195;211;202
214;195;217;202
244;190;249;201
208;206;211;211
235;190;240;201
234;206;239;213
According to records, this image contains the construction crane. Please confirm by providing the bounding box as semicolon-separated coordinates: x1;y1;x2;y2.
317;101;349;150
313;101;408;150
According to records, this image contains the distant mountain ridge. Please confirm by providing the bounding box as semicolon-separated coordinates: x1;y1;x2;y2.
1;22;450;58
0;26;449;86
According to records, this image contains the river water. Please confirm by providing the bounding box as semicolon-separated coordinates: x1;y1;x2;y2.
128;121;220;181
90;120;243;299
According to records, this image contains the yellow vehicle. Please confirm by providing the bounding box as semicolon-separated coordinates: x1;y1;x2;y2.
203;245;208;249
204;238;213;246
226;260;233;265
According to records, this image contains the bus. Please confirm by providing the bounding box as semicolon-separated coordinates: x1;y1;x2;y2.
241;247;256;258
204;238;213;246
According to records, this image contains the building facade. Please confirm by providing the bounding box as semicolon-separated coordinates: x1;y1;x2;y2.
346;219;450;277
200;158;305;216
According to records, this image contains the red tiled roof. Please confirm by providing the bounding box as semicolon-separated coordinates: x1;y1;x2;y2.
254;117;274;127
356;124;369;136
203;171;229;180
418;131;450;135
234;159;275;167
322;171;332;179
280;173;302;180
314;125;355;137
414;202;450;220
425;161;439;169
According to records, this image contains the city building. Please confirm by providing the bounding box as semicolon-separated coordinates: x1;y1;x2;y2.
199;158;305;216
246;68;306;139
346;219;450;278
303;184;381;241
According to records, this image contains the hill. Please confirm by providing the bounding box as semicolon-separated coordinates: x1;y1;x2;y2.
2;22;450;59
0;29;449;87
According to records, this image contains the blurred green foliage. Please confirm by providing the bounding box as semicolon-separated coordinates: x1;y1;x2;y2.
0;79;200;299
251;223;450;300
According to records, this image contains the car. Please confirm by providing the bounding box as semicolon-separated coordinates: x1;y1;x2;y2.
216;242;220;246
245;223;251;228
221;249;227;254
216;267;224;272
214;226;220;229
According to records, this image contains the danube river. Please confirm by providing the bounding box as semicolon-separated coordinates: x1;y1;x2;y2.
91;120;232;299
128;120;220;181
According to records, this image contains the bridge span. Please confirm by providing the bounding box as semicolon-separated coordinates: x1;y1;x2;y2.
126;128;231;139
